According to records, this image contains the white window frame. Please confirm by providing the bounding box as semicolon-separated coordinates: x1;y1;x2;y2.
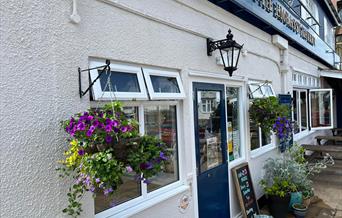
247;81;275;154
143;68;185;100
225;85;245;163
95;101;185;218
293;89;309;138
89;60;148;101
248;81;275;99
309;89;334;130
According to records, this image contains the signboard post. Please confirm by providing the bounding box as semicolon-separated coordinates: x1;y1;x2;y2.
232;163;260;218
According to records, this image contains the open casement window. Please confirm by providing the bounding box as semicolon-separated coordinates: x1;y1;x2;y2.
89;61;148;100
142;68;185;100
248;82;275;99
309;89;334;130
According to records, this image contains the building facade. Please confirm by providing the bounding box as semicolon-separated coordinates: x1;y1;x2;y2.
1;0;340;218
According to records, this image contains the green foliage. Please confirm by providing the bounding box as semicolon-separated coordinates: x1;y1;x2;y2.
128;136;170;180
249;96;290;135
58;102;170;217
260;143;334;198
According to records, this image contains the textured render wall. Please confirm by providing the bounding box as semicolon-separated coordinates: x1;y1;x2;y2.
0;0;322;218
0;0;76;217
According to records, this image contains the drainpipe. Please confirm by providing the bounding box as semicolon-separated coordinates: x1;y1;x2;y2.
272;35;289;94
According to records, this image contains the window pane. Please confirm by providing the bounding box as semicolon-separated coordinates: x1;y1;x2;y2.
261;85;274;97
227;87;241;161
95;172;141;214
99;70;141;92
150;75;180;93
261;129;271;146
293;91;300;134
310;90;332;128
144;105;179;192
249;84;263;98
300;92;308;131
197;91;223;172
95;107;140;214
250;119;260;150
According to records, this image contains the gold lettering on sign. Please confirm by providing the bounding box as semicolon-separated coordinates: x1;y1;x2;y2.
254;0;315;46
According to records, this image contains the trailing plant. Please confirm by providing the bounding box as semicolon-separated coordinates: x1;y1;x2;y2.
57;101;170;217
249;96;289;136
272;116;293;141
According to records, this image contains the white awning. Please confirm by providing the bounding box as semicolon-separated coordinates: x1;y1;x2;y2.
319;69;342;79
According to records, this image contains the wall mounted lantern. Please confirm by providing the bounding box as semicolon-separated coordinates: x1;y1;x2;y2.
207;29;244;77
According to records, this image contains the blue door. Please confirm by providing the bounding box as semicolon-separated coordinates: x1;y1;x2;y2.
193;82;229;218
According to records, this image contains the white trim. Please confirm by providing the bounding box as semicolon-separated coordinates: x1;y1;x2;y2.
319;71;342;79
250;143;277;159
309;88;334;130
143;68;186;100
89;60;148;100
96;185;189;218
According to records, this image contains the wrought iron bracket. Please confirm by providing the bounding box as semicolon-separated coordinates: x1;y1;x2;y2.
78;59;110;98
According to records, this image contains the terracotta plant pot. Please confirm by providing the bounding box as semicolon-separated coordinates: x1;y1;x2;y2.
267;194;291;218
302;197;311;207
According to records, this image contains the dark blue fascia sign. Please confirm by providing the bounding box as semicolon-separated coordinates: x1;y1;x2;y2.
220;0;340;67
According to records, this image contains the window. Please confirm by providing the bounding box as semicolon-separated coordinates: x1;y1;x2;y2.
309;89;334;129
89;61;148;100
226;87;242;161
90;61;185;101
143;68;185;100
324;17;334;48
248;82;275;99
248;81;274;151
293;89;334;135
91;60;183;217
293;90;309;134
201;99;215;113
95;103;181;216
301;0;319;33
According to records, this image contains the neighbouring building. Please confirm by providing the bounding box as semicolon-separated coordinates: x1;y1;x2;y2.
1;0;341;218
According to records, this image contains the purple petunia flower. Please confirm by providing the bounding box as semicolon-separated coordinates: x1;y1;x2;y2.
89;125;96;132
105;125;112;133
111;120;119;127
86;130;93;137
103;187;113;196
77;122;86;131
93;119;100;127
95;178;100;183
140;162;153;170
120;126;128;133
159;152;168;161
113;127;119;133
105;118;112;125
78;149;85;156
126;166;133;173
105;135;112;143
87;115;94;121
90;186;95;192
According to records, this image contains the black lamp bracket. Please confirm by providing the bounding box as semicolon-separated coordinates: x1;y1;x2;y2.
78;59;110;98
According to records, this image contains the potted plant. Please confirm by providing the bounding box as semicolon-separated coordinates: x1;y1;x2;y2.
272;116;293;152
260;158;298;218
249;96;289;138
57;102;170;217
292;203;308;218
285;143;334;208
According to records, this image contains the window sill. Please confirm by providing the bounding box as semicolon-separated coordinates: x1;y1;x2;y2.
229;157;247;169
250;143;276;159
294;129;316;142
95;184;189;218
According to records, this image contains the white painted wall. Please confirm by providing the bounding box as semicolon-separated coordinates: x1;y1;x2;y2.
0;0;329;218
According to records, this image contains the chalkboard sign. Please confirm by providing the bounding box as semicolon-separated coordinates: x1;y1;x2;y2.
232;163;259;218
